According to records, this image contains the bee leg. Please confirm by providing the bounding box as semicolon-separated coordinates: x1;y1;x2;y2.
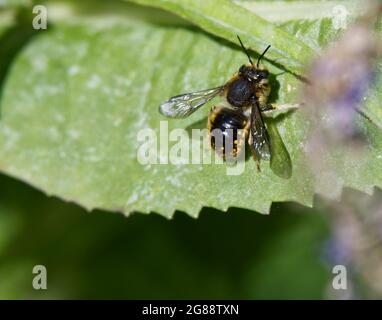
260;103;277;112
249;151;261;171
248;132;262;172
254;157;261;172
262;103;301;119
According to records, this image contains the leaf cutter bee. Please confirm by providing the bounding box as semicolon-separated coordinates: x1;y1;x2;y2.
159;35;274;164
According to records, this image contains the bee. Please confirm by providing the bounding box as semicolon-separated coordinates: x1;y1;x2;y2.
159;35;274;165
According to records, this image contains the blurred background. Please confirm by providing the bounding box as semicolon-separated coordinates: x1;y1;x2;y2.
0;172;333;299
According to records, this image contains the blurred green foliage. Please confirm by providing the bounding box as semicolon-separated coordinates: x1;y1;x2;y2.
0;173;330;299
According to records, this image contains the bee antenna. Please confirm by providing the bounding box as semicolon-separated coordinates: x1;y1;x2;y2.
257;45;271;68
236;35;254;66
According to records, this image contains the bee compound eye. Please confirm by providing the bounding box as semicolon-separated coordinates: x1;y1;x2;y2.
239;65;247;74
260;70;269;78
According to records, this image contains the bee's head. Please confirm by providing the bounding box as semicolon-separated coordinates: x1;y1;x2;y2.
236;35;271;83
239;65;269;83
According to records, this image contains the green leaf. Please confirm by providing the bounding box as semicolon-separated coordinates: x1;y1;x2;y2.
0;0;381;217
126;0;316;75
236;0;364;23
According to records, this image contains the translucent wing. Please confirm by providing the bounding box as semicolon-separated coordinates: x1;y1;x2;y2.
159;86;224;118
250;100;271;160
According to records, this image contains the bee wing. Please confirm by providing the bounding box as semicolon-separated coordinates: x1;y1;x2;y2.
159;86;224;118
250;100;271;160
